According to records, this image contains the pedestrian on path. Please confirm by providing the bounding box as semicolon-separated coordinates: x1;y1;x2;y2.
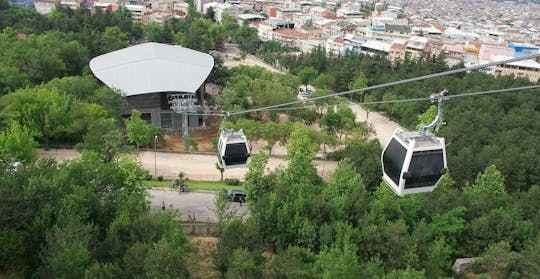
162;201;166;211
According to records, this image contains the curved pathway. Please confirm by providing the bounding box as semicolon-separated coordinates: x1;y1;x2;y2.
218;45;403;146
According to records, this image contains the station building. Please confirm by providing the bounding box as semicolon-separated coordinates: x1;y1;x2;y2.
89;42;214;133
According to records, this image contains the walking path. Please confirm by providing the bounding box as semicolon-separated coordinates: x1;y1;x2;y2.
218;46;404;146
37;149;338;181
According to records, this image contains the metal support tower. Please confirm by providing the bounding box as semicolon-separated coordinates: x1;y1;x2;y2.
168;93;199;151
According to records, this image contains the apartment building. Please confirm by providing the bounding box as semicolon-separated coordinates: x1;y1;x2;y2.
202;2;243;23
273;28;307;48
125;4;144;21
492;57;540;82
258;18;294;42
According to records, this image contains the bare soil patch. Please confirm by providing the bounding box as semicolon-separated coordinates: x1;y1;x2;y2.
186;236;220;279
162;127;219;153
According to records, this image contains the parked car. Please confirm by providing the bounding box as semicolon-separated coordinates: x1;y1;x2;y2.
224;189;246;202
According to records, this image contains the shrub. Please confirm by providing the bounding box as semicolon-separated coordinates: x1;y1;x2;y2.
224;178;240;186
157;176;163;181
144;170;152;180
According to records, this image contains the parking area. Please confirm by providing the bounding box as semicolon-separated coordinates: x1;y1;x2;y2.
148;188;248;223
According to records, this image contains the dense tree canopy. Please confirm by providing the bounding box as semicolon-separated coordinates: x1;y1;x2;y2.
1;3;539;278
0;153;189;277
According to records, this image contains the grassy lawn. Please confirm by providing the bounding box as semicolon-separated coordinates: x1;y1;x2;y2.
143;179;242;192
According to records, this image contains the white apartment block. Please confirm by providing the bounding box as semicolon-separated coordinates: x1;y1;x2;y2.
34;0;58;14
297;37;326;53
125;4;145;21
202;2;243;23
492;57;540;82
326;37;345;56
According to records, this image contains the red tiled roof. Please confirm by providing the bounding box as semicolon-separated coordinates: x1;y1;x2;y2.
430;23;446;32
390;43;406;50
274;28;307;38
269;7;277;17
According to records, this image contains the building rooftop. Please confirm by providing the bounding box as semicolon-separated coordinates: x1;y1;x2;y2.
362;40;391;52
386;24;411;33
238;14;266;20
89;43;214;96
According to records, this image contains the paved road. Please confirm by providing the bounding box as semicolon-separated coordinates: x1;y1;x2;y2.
148;188;247;222
37;149;338;181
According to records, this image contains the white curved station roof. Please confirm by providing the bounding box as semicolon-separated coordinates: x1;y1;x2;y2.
90;43;214;96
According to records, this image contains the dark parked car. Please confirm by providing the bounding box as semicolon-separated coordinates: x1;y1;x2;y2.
224;189;246;202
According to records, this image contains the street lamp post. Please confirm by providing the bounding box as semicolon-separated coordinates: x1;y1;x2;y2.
154;135;158;178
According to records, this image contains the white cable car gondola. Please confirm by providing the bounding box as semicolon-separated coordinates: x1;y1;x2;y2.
217;113;251;169
381;90;449;196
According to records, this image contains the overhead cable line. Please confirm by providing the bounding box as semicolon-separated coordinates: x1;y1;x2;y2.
444;85;540;99
181;84;540;116
228;53;540;115
262;84;540;112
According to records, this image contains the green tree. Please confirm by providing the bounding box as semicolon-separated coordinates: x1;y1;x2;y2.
0;121;38;164
348;72;368;101
122;242;150;278
124;110;162;150
318;107;356;140
221;13;239;40
144;238;190;278
76;118;126;162
243;152;270;204
0;63;30;94
225;248;263;279
0;87;72;144
325;158;368;222
234;21;259;55
463;165;509;218
84;262;122;279
316;244;360;279
261;121;283;155
204;7;216;21
312;73;336;90
264;246;317;278
298;67;318;91
41;220;95;279
214;220;264;275
100;26;127;53
215;162;225;181
424;237;452;279
472;241;519;279
427;206;467;248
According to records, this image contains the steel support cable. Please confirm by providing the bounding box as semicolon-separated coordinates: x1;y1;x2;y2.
444;85;540;99
179;84;540;116
227;53;540;116
217;85;540;114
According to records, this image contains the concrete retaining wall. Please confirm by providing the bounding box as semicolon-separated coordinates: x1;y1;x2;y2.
180;222;219;235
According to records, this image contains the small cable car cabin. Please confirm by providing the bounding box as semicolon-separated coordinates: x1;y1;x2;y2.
217;128;251;169
381;128;447;196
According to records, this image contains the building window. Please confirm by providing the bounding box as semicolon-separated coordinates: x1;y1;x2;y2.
161;112;172;128
141;113;152;124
